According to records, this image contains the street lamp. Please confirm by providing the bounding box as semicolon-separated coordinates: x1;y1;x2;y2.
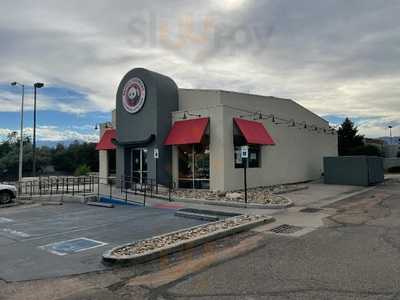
32;82;44;177
389;125;393;145
10;82;25;182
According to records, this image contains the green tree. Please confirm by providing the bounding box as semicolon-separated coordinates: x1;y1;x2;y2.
338;118;364;156
0;138;98;180
338;118;382;156
52;141;98;173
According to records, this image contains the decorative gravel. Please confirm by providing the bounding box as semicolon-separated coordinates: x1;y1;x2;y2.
158;184;306;206
110;215;265;258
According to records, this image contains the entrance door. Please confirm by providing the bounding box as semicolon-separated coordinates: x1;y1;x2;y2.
131;148;148;184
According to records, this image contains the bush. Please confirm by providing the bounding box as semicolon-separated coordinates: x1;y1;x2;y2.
351;145;383;157
388;167;400;173
74;164;91;176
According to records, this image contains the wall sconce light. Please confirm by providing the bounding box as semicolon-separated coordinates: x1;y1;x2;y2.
182;111;202;120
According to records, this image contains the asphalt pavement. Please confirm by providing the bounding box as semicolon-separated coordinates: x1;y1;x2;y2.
159;180;400;299
0;202;205;281
2;179;400;299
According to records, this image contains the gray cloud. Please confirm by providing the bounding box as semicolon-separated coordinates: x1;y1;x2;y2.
0;0;399;137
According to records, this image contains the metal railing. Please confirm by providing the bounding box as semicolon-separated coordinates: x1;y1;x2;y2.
17;175;174;206
17;176;96;198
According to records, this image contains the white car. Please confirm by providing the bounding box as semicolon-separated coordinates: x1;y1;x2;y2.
0;184;17;204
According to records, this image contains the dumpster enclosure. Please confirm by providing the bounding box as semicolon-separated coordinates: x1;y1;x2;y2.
324;156;384;186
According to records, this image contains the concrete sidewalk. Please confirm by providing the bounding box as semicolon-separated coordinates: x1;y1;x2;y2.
282;180;375;208
144;180;375;216
142;181;376;239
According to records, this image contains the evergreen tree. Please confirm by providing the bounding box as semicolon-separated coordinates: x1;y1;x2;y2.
337;118;382;156
338;118;364;155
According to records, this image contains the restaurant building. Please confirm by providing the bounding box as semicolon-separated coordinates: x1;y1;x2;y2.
96;68;338;191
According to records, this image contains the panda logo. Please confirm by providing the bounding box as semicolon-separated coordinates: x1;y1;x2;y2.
122;78;146;114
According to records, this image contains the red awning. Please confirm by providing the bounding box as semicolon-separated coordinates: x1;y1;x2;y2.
234;118;275;145
96;129;117;150
164;118;209;145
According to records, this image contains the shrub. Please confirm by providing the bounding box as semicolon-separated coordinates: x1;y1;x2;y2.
388;167;400;173
74;164;91;176
351;145;383;157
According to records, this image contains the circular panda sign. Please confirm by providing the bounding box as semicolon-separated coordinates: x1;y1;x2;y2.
122;78;146;114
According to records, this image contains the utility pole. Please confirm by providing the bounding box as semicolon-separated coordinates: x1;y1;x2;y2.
10;82;25;182
32;82;44;177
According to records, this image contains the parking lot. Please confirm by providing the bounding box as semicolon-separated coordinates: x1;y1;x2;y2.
0;202;206;282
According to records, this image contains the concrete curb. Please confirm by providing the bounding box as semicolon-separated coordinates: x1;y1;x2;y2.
273;186;309;195
0;202;19;209
319;186;377;208
87;201;114;208
174;211;220;221
102;216;275;265
17;193;97;205
41;201;63;206
153;194;293;210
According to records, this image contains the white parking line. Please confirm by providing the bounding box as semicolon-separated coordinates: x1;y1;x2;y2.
39;237;108;256
2;228;30;238
0;217;14;224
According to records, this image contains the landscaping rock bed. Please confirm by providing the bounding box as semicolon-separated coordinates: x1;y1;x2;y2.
103;215;272;264
158;184;305;208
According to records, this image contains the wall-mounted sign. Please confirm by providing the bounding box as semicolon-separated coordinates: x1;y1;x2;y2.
240;146;249;159
122;77;146;114
154;148;159;159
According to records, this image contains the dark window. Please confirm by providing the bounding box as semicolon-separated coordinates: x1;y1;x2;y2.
234;145;261;168
233;122;261;168
108;150;116;175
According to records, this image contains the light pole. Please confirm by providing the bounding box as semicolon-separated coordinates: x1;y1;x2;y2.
389;125;393;145
32;82;44;177
10;82;25;182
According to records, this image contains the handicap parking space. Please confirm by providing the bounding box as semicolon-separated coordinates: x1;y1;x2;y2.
0;203;206;281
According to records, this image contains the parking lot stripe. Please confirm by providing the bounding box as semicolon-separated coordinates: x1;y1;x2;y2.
39;238;108;256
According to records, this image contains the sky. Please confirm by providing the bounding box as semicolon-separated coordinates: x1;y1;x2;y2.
0;0;399;143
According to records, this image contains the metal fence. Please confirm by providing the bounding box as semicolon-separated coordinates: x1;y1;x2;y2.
17;175;173;207
96;176;173;206
17;176;96;197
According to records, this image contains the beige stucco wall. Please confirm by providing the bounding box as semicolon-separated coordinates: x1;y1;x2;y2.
178;89;221;111
173;89;338;191
99;150;109;183
221;105;337;191
171;105;225;191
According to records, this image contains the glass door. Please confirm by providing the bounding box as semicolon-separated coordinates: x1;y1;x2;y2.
131;148;148;184
178;143;210;189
